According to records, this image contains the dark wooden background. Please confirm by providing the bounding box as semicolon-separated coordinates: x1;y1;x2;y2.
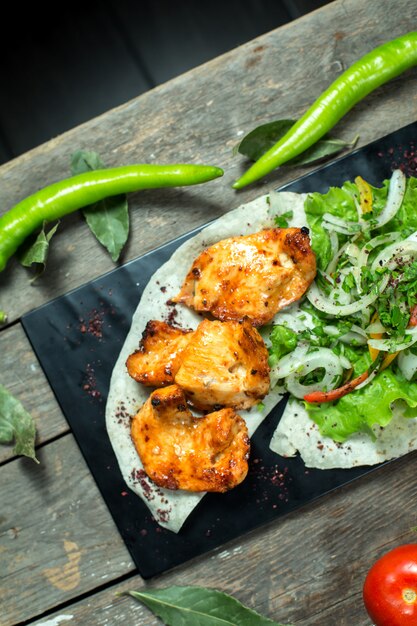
0;0;330;164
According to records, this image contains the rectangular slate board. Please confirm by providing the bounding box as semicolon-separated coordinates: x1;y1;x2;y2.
22;121;417;578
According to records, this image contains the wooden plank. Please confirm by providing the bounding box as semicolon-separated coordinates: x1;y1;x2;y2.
0;324;67;464
29;451;417;625
0;434;134;625
0;0;415;323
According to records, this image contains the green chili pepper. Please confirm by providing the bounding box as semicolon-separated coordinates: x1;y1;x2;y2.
233;32;417;189
0;163;223;272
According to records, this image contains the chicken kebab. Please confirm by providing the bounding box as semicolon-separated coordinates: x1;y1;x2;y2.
126;226;316;494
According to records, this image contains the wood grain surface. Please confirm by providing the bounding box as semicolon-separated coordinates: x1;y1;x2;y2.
1;0;417;624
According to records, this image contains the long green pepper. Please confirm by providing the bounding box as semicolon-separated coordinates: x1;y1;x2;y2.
233;32;417;188
0;163;223;272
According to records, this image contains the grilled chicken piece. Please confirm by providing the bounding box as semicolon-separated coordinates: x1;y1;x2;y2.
175;318;270;411
131;384;250;492
126;320;193;387
172;227;316;326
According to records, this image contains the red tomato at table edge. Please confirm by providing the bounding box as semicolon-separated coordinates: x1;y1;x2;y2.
363;544;417;626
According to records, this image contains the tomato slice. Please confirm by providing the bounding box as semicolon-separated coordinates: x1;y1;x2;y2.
363;544;417;626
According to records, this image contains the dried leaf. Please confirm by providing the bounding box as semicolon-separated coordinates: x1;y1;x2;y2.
237;119;358;166
0;384;38;462
19;221;59;280
71;150;129;262
128;586;292;626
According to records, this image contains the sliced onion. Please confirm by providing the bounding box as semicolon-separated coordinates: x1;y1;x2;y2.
326;233;361;274
269;343;309;388
338;330;368;346
322;213;361;231
339;353;352;369
345;243;361;261
323;221;359;236
307;273;390;317
365;321;387;334
398;349;417;381
371;234;417;273
350;324;369;338
356;232;402;274
368;327;417;353
272;305;315;333
355;367;379;391
285;348;345;399
322;324;366;345
373;169;406;228
323;325;340;337
328;229;339;259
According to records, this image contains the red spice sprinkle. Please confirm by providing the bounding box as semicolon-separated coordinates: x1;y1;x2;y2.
250;460;291;506
157;508;171;523
79;308;104;338
82;363;102;400
131;468;155;501
121;491;128;496
166;306;178;325
376;140;417;176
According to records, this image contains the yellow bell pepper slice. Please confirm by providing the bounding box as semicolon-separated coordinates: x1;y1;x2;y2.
355;175;373;214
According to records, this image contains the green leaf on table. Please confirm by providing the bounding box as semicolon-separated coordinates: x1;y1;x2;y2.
236;118;358;166
71;149;105;172
19;221;60;279
0;384;38;462
71;149;129;262
236;119;295;160
0;310;7;324
128;586;292;626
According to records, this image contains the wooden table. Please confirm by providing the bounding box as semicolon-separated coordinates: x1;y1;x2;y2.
1;1;416;624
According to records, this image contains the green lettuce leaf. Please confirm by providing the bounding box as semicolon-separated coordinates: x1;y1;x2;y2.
303;182;358;270
304;176;417;271
268;325;298;367
128;586;292;626
306;368;417;443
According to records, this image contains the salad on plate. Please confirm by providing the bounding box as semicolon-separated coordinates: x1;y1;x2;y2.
268;169;417;468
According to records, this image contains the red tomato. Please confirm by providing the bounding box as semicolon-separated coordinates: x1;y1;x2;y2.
363;544;417;626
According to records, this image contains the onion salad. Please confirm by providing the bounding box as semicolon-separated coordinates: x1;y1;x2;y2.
268;169;417;415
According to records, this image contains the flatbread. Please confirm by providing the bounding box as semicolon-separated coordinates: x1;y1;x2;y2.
105;192;303;532
271;399;417;469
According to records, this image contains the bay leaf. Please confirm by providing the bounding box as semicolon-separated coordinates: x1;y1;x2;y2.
71;150;129;262
0;384;38;462
128;586;292;626
236;119;295;161
71;149;105;172
237;118;358;167
19;221;60;280
287;135;359;166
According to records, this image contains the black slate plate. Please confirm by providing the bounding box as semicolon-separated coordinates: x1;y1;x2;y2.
22;121;417;578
